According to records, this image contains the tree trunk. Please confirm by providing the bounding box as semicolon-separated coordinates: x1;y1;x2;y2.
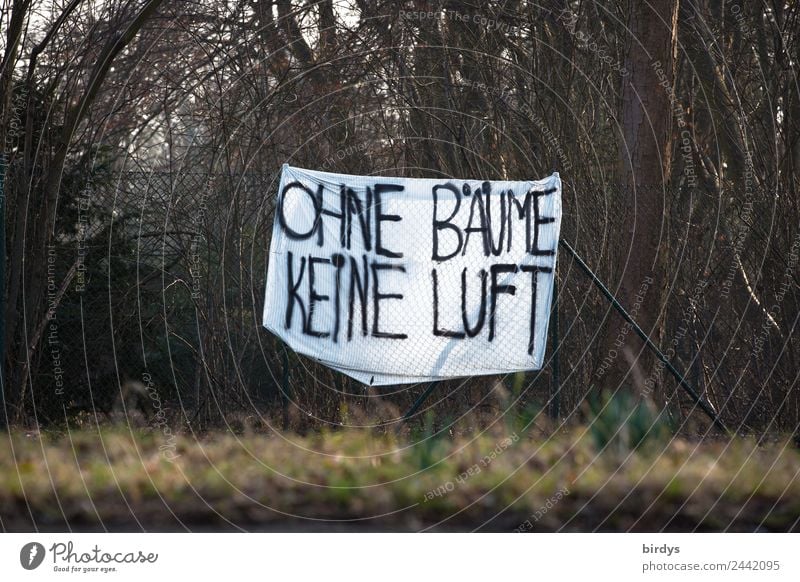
600;0;679;398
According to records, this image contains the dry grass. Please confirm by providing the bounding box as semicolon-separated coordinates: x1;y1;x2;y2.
1;423;799;531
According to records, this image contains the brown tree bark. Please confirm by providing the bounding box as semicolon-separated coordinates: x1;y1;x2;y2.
600;0;679;397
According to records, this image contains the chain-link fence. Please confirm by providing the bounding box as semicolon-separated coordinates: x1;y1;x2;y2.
30;171;270;424
15;172;800;433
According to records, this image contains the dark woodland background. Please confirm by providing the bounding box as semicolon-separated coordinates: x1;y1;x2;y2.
0;0;798;434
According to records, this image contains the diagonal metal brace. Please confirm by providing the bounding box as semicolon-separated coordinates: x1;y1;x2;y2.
402;381;440;421
559;238;728;433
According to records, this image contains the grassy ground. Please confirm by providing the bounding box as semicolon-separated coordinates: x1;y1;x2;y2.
2;419;799;532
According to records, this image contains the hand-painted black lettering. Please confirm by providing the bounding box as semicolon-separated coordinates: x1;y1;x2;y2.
462;182;508;257
484;182;507;256
520;265;553;354
278;181;322;240
347;254;370;341
461;268;487;337
347;186;372;251
373;184;404;259
531;188;557;257
317;185;346;247
371;261;407;339
284;251;307;330
463;186;489;256
488;263;519;341
331;253;345;343
307;257;331;338
507;189;532;253
431;269;466;338
432;183;463;261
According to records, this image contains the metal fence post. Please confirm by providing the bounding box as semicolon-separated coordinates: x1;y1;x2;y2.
549;263;561;420
280;343;292;428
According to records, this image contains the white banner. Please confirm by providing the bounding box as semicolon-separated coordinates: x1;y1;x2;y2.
263;164;562;385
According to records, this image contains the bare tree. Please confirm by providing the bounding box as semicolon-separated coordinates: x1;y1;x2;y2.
1;0;164;420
